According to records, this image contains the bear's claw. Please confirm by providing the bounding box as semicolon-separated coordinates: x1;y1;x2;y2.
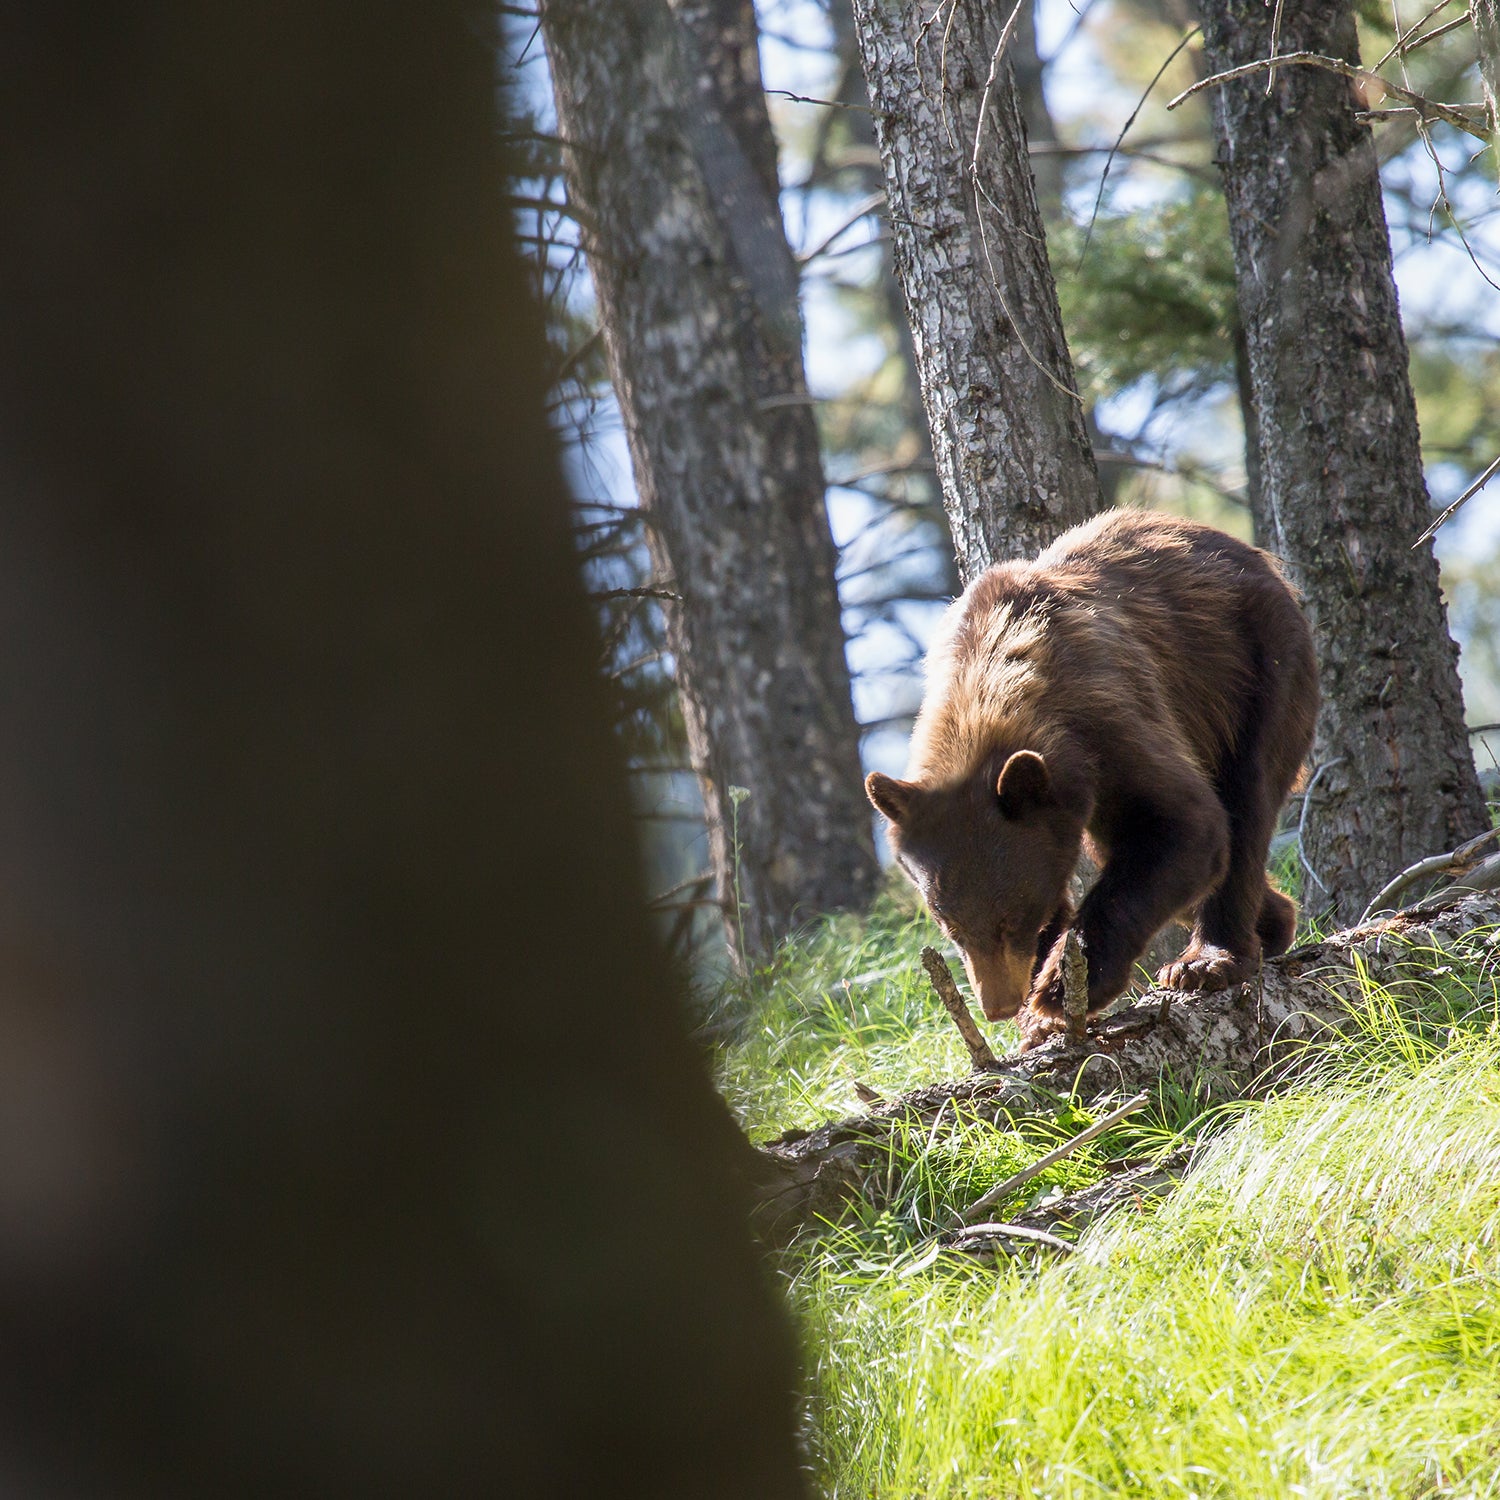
1156;944;1254;993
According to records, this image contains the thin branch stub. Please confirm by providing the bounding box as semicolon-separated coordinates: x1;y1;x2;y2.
1060;927;1089;1040
921;946;1000;1072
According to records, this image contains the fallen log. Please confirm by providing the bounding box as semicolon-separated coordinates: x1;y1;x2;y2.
747;890;1500;1245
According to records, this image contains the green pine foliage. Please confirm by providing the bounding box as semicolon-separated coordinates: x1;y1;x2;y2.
1054;188;1240;410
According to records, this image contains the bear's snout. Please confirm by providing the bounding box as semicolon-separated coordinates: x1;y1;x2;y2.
961;943;1035;1023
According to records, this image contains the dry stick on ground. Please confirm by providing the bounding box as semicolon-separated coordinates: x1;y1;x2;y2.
747;890;1500;1245
955;1222;1076;1254
956;1091;1150;1225
921;945;1001;1070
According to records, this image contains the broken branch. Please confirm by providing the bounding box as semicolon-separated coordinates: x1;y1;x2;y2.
950;1221;1076;1254
921;945;1000;1071
1360;825;1500;921
1060;927;1089;1040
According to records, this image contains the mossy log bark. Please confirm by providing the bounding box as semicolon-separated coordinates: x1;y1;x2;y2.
748;892;1500;1244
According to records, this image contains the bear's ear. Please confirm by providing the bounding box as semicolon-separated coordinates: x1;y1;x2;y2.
866;771;917;825
996;750;1051;819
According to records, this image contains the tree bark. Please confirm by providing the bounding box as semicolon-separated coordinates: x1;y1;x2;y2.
543;0;879;963
1007;2;1130;509
1196;0;1487;922
848;0;1104;579
0;5;807;1494
751;889;1500;1243
824;0;958;597
1475;2;1500;174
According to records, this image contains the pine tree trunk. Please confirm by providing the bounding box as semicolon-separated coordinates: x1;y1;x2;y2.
1007;2;1126;508
825;0;958;597
1197;0;1487;921
1475;3;1500;175
848;0;1103;579
542;0;879;963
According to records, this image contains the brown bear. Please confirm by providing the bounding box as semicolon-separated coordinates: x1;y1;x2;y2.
866;509;1318;1048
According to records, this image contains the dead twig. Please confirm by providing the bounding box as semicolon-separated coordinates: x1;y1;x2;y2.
1413;450;1500;546
957;1091;1150;1225
1077;26;1200;269
949;1221;1076;1253
921;946;1000;1071
1167;51;1489;142
1362;825;1500;921
1296;757;1344;897
1372;0;1467;70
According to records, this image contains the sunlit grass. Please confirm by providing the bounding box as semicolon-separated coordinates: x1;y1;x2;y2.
791;964;1500;1497
708;878;1020;1136
717;888;1500;1497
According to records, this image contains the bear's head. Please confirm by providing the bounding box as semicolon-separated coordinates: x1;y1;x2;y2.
866;750;1087;1022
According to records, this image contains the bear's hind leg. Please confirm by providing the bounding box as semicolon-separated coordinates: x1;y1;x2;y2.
1162;573;1315;994
1257;882;1296;956
1158;828;1271;993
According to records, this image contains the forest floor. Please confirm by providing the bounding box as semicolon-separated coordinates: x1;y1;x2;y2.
708;879;1500;1499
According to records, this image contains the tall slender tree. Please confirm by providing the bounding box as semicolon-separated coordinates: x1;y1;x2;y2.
1196;0;1488;918
1008;2;1131;509
821;0;956;595
848;0;1104;578
542;0;879;964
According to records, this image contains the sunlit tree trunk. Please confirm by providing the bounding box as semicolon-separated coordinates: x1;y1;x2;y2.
848;0;1103;579
543;0;879;964
1198;0;1487;919
1475;2;1500;175
1008;1;1130;508
824;0;958;596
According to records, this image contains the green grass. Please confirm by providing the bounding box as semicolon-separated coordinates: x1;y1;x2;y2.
707;880;1005;1138
713;889;1500;1498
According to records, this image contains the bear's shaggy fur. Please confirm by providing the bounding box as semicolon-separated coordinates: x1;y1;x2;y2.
867;510;1318;1046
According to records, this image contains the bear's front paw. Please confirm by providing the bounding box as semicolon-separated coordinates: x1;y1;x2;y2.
1157;942;1256;993
1014;1001;1067;1053
1014;939;1082;1052
1025;941;1068;1019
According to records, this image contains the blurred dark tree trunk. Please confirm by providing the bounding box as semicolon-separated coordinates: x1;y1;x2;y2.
1198;0;1487;919
543;0;879;965
0;4;807;1496
848;0;1103;579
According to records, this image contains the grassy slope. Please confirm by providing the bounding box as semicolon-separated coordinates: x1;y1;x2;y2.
711;883;1500;1498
